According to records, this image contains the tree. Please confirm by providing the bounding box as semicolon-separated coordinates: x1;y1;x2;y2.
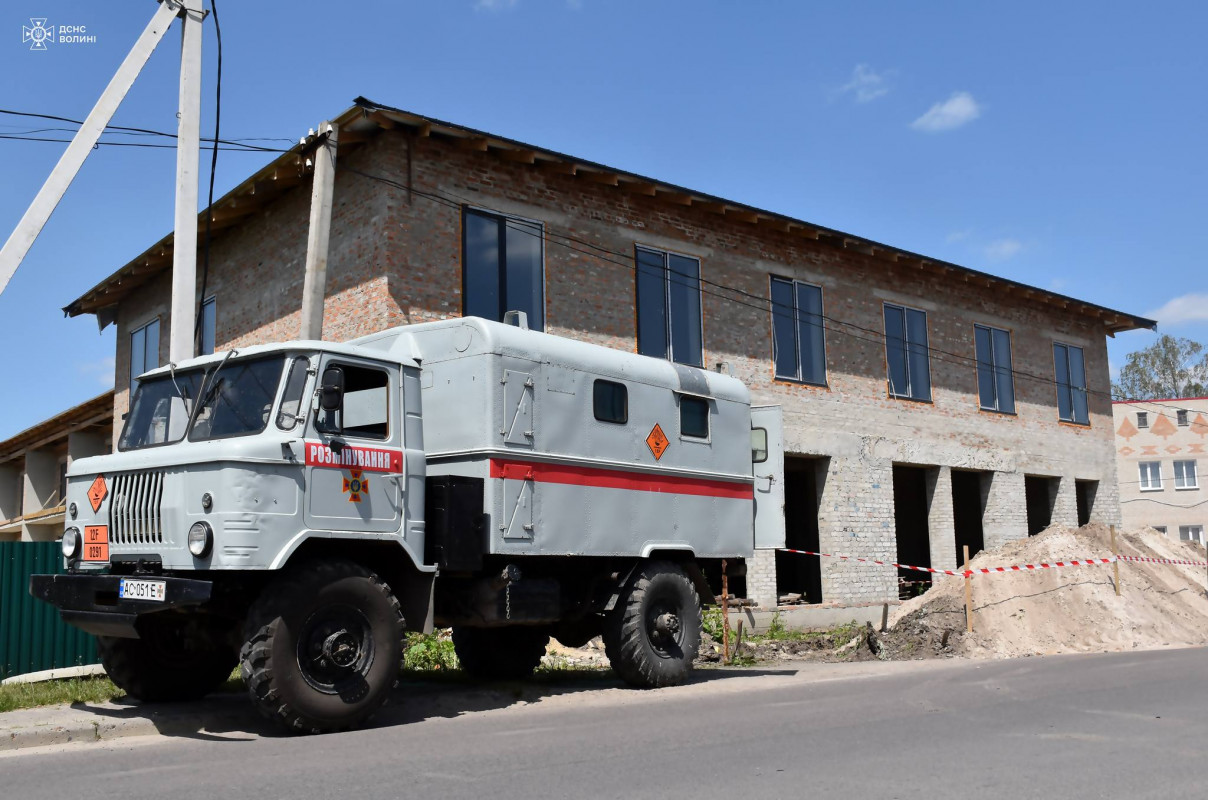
1113;335;1208;400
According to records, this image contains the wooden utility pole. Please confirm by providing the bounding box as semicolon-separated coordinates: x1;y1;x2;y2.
963;545;973;634
720;559;730;663
1111;525;1121;596
300;123;339;340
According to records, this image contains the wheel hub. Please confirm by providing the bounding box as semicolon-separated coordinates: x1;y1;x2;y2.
653;611;680;639
322;629;361;669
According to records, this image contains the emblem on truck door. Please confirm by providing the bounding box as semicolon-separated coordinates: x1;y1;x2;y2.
646;424;670;460
343;469;368;503
86;475;107;512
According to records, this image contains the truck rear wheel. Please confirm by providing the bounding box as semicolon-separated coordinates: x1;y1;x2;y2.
603;561;701;688
240;560;404;734
452;626;549;681
98;615;237;703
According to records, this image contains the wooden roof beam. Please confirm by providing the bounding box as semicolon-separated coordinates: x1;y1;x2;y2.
539;160;578;176
655;190;693;205
580;170;620;186
458;136;490;152
620;180;658;197
725;208;759;224
497;148;538;164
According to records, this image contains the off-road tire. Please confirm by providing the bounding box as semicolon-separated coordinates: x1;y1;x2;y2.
98;615;237;703
603;561;701;688
452;626;550;681
240;560;404;734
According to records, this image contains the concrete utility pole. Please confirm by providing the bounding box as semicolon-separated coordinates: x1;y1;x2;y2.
169;0;205;362
0;0;182;296
300;122;339;341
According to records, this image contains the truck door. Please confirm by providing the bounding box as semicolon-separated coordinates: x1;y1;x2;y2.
751;405;785;549
303;357;404;534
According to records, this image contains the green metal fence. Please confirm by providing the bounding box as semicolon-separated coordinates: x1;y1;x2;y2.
0;541;97;679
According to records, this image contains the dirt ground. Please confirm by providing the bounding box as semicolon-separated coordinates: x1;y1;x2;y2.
546;524;1208;668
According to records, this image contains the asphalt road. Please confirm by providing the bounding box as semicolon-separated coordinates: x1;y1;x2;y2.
4;648;1207;800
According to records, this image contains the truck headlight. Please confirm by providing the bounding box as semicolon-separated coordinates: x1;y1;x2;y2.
188;521;213;558
62;527;81;559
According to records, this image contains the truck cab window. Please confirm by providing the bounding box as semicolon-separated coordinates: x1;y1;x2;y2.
680;395;709;439
593;380;627;423
190;356;285;441
317;364;389;439
276;357;311;431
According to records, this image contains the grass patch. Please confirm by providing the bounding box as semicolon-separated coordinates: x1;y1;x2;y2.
0;677;125;714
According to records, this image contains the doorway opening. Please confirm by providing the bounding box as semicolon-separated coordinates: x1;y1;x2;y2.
1024;475;1057;535
1075;480;1097;527
893;465;932;599
775;456;825;604
951;469;988;566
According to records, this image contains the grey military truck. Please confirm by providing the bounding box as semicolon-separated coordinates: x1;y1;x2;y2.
32;316;781;733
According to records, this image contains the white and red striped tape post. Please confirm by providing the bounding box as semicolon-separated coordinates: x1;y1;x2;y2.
779;548;1120;578
1117;554;1208;568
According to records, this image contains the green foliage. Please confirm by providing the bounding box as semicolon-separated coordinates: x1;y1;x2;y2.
701;606;724;640
0;676;124;713
403;631;459;672
1113;334;1208;400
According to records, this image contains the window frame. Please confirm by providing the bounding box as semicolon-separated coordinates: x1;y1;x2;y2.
461;206;546;332
276;356;313;432
1053;341;1090;425
634;245;704;368
883;302;932;402
973;323;1017;414
1179;525;1204;545
1174;459;1199;490
1137;411;1149;429
187;354;288;443
592;379;628;425
769;275;828;386
678;394;710;440
1138;460;1163;491
1177;410;1189;427
199;295;217;356
314;360;391;441
129;317;161;395
1154;525;1168;536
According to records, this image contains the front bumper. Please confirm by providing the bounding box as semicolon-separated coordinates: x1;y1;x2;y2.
29;574;213;639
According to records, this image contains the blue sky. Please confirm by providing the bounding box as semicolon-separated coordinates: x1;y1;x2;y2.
1;1;1205;440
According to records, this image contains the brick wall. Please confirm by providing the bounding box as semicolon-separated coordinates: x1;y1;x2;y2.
108;127;1123;606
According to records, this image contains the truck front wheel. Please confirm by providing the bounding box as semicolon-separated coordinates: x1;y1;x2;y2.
603;561;701;688
99;615;237;703
240;560;404;734
452;626;549;681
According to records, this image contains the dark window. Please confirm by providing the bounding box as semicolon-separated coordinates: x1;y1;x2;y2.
974;324;1015;413
316;364;390;440
129;318;160;394
884;304;931;401
770;276;826;385
1177;409;1189;426
189;357;286;441
593;380;627;424
636;247;702;367
680;395;709;438
199;297;216;356
1137;412;1149;428
1054;343;1089;425
58;461;67;505
119;369;204;450
462;208;544;331
277;357;311;431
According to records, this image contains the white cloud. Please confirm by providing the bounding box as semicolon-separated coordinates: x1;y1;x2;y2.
911;91;981;132
945;229;972;243
1048;277;1068;292
77;356;115;389
1145;293;1208;325
837;64;892;103
983;238;1022;262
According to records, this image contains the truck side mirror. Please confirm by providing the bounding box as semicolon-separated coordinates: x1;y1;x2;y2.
319;366;345;411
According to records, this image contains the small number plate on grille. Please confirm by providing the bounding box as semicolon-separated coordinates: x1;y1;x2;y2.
118;579;166;602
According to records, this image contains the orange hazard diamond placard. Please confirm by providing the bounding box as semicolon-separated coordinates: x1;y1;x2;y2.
87;475;107;512
646;424;670;460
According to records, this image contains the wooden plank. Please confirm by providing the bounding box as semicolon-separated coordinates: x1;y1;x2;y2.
580;170;620;186
655;190;693;206
619;180;658;196
539;160;578;176
498;148;538;164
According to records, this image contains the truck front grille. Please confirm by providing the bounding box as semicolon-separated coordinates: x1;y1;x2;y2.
108;471;165;545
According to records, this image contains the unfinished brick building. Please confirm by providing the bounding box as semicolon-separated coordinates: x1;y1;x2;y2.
64;98;1154;614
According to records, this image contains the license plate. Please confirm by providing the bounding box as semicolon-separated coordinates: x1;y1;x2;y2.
119;578;166;602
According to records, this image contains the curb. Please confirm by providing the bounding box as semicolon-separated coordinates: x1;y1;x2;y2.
1;665;107;686
0;694;260;752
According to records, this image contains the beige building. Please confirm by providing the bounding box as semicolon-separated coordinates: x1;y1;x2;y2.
0;392;113;542
1113;397;1208;545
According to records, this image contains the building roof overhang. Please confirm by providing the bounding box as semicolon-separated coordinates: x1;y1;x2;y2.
63;97;1157;336
0;391;114;465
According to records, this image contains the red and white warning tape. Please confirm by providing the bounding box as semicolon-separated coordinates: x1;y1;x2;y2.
779;548;1120;578
1117;554;1208;567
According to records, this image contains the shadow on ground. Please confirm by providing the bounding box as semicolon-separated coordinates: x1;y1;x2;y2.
72;666;796;743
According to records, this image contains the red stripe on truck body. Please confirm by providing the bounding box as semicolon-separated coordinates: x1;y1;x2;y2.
489;458;752;500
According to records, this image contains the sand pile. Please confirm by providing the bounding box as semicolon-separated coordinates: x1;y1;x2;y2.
889;523;1208;658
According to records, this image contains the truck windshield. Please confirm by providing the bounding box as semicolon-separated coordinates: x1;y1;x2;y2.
189;356;286;441
118;369;205;450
